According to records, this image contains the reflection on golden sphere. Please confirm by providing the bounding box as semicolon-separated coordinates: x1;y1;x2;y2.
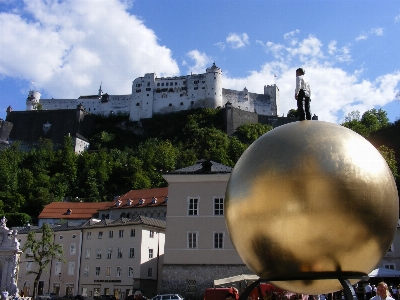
225;121;398;295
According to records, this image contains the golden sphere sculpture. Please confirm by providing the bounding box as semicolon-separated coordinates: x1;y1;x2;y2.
225;121;398;295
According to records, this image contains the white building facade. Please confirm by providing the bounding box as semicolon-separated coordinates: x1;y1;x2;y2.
26;64;279;121
160;160;250;299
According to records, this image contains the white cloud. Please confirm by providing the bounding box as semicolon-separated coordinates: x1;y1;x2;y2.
223;35;400;123
259;35;325;64
214;42;225;51
283;29;299;46
355;27;384;42
370;27;384;36
226;33;249;49
0;0;179;98
183;50;213;75
328;41;351;63
395;14;400;23
355;34;368;41
283;29;299;40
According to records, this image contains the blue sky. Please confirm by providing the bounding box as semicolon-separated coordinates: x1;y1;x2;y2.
0;0;399;123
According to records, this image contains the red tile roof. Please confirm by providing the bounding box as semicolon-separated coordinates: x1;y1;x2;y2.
38;201;114;220
111;187;168;209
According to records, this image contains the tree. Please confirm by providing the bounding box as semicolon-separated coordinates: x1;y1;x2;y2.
21;223;64;299
342;109;390;137
378;145;398;181
287;109;299;119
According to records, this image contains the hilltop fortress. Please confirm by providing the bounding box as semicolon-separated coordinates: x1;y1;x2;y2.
26;63;280;121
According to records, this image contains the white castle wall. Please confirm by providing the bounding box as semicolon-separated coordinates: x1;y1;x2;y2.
29;64;278;121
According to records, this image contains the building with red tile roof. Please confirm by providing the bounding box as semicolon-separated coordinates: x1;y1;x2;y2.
97;187;168;221
38;201;114;226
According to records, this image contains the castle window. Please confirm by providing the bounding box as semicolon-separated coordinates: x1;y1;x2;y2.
202;87;205;89
157;83;160;86
162;83;164;86
202;81;205;83
214;77;216;79
136;89;141;93
194;87;198;90
183;81;186;84
147;82;150;86
136;103;140;106
147;94;149;96
175;82;178;85
166;82;168;86
168;88;173;92
169;103;172;107
180;102;183;105
146;88;151;91
191;101;194;105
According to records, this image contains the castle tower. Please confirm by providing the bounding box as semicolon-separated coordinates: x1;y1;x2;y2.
264;84;280;116
26;90;41;111
98;84;103;97
205;63;223;108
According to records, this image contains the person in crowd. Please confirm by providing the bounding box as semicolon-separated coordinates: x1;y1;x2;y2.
133;291;147;300
371;282;395;300
365;283;373;300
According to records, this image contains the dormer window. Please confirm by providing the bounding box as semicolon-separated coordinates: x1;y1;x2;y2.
139;198;145;205
115;200;122;207
66;209;72;215
151;197;157;204
164;196;168;203
127;199;133;206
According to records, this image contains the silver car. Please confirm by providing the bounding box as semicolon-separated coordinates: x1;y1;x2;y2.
151;295;184;300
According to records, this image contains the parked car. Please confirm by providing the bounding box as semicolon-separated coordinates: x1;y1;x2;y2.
37;293;57;300
94;295;116;300
151;295;184;300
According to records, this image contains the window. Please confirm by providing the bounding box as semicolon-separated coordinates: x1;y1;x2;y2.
55;262;61;274
84;266;89;277
117;248;122;258
214;232;224;249
149;249;153;258
148;267;153;278
188;198;199;216
68;262;75;275
214;198;224;215
128;267;134;277
389;244;394;252
85;248;90;259
97;249;102;259
59;236;63;240
70;243;76;255
109;231;113;238
95;267;100;277
26;261;32;270
384;264;395;270
107;248;112;259
149;230;154;238
129;248;135;258
119;230;124;238
98;231;103;239
188;232;197;249
130;229;135;237
106;266;111;277
116;266;122;277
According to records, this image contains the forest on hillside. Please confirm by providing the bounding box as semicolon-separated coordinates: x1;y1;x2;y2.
0;107;398;227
